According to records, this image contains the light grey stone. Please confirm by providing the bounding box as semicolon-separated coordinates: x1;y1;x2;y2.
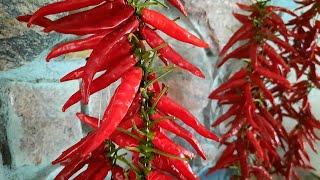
0;60;84;179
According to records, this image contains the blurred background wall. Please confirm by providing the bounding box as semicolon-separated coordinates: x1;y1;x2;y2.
0;0;319;179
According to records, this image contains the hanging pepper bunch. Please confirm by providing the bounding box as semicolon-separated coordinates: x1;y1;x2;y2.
18;0;219;179
208;0;320;179
278;0;320;178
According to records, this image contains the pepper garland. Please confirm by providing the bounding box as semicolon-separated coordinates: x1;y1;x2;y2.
208;0;320;179
18;0;219;179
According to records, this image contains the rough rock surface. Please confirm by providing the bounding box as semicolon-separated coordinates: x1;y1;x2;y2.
0;60;84;179
0;0;61;71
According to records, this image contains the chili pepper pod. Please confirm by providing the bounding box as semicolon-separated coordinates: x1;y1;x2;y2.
156;95;219;141
151;113;206;159
62;55;137;111
27;0;106;26
81;17;139;104
151;155;187;180
167;0;187;16
111;166;126;180
46;31;110;61
152;129;195;159
147;170;177;180
141;25;205;78
219;24;254;56
81;67;142;156
17;15;52;28
45;3;135;35
141;8;209;48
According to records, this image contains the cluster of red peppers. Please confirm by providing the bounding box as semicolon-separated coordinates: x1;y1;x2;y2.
18;0;219;179
208;0;320;179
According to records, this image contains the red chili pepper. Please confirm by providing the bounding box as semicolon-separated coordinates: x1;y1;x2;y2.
55;155;90;180
262;43;289;71
167;0;187;16
151;113;206;159
169;159;199;180
111;166;126;180
47;31;109;61
147;171;176;180
27;0;106;26
255;66;291;89
45;3;134;35
152;129;195;159
211;104;239;127
250;166;272;180
90;162;112;180
62;55;137;111
219;24;254;56
220;117;244;143
52;132;95;165
60;40;132;82
81;67;142;156
81;17;139;103
238;142;249;179
156;95;219;141
249;43;259;69
17;15;52;28
141;8;209;48
232;13;251;24
246;131;264;161
217;42;251;67
141;26;205;78
209;79;247;98
151;155;187;180
207;154;238;175
74;158;106;180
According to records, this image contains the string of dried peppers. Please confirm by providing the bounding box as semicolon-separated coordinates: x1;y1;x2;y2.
208;0;320;179
18;0;218;179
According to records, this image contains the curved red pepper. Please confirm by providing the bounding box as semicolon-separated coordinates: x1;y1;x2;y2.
28;0;106;26
81;17;139;103
62;55;137;111
151;113;206;159
152;129;195;159
141;8;209;48
141;26;205;78
147;170;176;180
45;3;134;35
81;67;142;156
156;95;219;141
167;0;187;16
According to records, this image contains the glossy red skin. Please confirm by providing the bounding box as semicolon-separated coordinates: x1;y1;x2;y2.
141;26;205;78
151;113;206;159
81;67;142;157
59;38;132;81
152;155;187;180
209;79;247;98
111;166;126;180
17;15;52;28
219;24;254;56
47;31;111;61
256;66;291;89
45;3;134;35
28;0;106;26
156;95;219;141
152;129;195;159
167;0;187;16
147;171;176;180
81;17;139;103
62;55;137;111
141;8;209;48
